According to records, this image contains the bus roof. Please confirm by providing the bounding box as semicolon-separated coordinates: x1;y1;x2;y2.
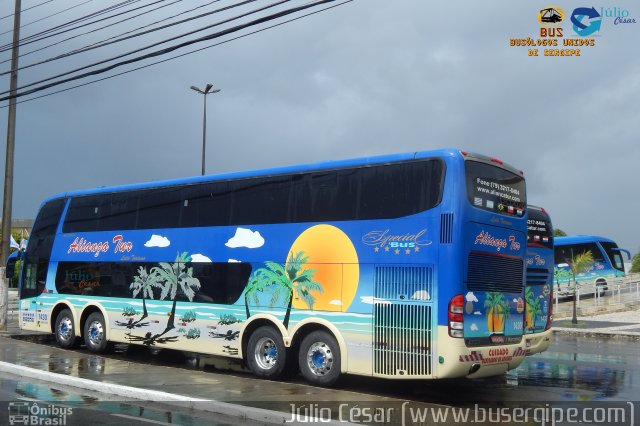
554;235;617;246
42;148;522;203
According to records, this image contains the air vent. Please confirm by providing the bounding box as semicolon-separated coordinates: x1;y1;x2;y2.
440;213;453;244
373;265;433;377
526;267;549;285
467;252;523;293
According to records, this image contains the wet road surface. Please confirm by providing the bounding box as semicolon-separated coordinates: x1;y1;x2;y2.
8;332;639;405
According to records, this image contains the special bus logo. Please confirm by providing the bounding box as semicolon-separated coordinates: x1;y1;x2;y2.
362;229;432;254
68;235;133;257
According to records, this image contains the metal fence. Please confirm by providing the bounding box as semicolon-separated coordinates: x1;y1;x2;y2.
553;273;640;313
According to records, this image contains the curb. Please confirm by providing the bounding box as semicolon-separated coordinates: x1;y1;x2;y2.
0;361;320;425
552;329;640;340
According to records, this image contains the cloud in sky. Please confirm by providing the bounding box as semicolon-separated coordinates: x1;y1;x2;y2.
466;292;478;303
225;228;265;249
360;296;390;305
144;235;170;248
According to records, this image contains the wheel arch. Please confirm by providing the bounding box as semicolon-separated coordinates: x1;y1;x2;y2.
79;304;110;340
240;314;288;360
50;301;77;334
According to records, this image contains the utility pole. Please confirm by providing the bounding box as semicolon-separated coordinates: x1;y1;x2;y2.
190;83;220;175
1;0;22;331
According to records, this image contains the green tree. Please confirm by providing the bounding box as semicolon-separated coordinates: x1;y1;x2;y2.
631;252;640;273
483;292;506;333
554;228;567;237
566;250;594;324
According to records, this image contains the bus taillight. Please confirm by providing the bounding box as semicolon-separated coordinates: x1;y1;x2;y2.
448;294;464;338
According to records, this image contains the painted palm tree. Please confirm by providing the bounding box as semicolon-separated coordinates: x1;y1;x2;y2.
152;252;201;333
244;271;270;319
129;266;160;320
528;296;543;331
483;292;506;333
247;251;323;328
524;286;538;331
567;250;594;324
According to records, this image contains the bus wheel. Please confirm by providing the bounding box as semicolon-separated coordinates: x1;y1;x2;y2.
246;326;287;380
84;312;112;353
54;309;79;349
596;280;607;297
298;331;341;387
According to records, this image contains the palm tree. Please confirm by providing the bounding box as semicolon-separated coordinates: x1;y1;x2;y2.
483;292;505;333
244;272;270;319
129;266;160;320
248;251;323;328
152;252;201;333
567;250;594;324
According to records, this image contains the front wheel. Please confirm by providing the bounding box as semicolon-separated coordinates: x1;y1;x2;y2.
246;326;287;380
84;312;112;353
298;330;341;387
54;309;79;349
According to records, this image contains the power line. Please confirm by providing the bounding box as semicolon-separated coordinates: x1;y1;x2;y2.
0;0;353;109
0;0;54;21
0;0;102;38
0;0;144;50
0;0;190;66
1;0;280;88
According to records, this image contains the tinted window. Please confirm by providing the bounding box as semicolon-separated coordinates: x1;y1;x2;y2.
137;188;181;229
527;207;553;249
554;243;605;265
62;159;445;231
22;198;66;299
465;160;525;216
55;261;251;305
600;241;625;272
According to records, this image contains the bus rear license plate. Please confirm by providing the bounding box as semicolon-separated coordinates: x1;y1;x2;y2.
490;335;505;344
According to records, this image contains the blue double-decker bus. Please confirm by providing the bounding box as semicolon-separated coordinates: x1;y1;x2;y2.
554;235;630;297
12;149;528;386
524;205;553;355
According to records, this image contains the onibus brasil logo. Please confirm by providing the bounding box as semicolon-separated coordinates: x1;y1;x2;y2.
8;402;72;425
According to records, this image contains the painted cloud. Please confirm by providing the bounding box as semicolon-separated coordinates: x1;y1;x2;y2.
412;290;430;300
190;254;212;263
470;323;479;331
144;235;170;248
329;300;342;306
465;292;478;303
360;296;391;305
225;227;265;249
228;259;241;263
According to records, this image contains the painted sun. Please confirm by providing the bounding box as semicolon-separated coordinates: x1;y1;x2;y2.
289;224;359;312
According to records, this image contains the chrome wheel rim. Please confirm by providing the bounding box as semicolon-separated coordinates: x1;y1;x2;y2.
254;337;278;370
306;341;333;376
57;317;73;343
87;320;104;347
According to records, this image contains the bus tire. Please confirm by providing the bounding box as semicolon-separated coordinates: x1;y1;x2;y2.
246;326;287;380
84;312;112;353
54;309;79;349
596;280;607;297
298;330;341;387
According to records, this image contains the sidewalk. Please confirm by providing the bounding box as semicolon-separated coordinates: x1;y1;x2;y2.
553;309;640;338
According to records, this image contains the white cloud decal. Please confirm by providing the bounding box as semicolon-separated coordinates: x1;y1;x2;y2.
360;296;391;305
190;254;212;263
470;323;479;331
474;311;482;315
465;292;478;302
144;235;170;248
329;300;342;306
225;227;265;249
228;259;241;263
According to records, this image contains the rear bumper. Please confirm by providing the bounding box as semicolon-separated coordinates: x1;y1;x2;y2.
524;329;552;356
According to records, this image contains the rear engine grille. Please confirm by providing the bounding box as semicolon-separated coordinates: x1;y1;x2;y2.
467;252;523;293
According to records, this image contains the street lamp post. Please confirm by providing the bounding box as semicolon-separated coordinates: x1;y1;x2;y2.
190;83;220;176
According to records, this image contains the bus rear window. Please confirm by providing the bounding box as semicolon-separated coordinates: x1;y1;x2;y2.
527;208;553;249
465;161;525;216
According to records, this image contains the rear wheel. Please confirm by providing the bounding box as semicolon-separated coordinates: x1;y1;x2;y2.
596;279;607;297
54;309;79;349
246;326;287;380
84;312;112;353
298;330;341;387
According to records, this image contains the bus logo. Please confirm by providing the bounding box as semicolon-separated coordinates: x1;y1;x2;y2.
538;7;565;24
